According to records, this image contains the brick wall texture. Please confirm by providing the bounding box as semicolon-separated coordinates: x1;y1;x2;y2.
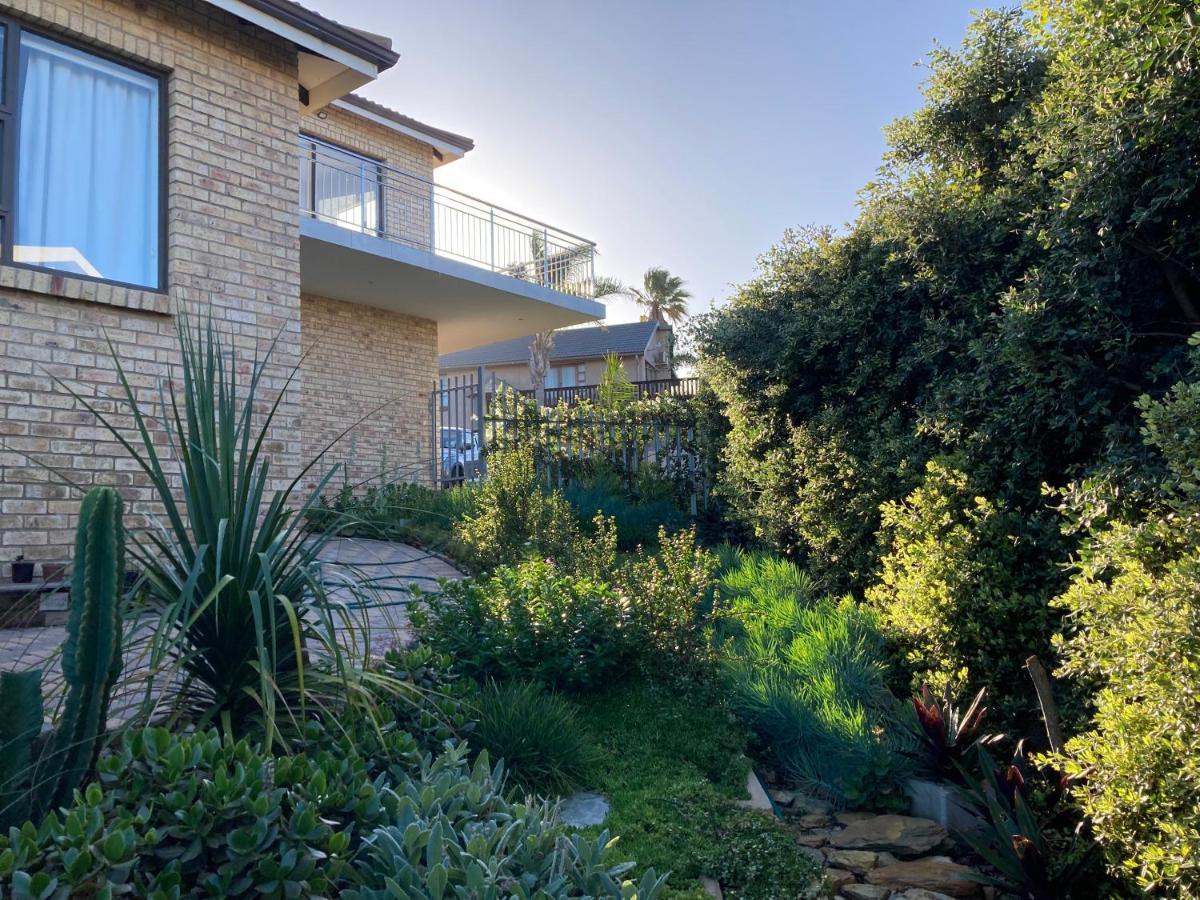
0;0;441;571
300;295;437;491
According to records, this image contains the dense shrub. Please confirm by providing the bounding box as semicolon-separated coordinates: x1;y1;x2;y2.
600;526;719;682
456;445;582;571
866;460;1064;728
414;522;719;692
410;559;630;692
471;680;599;795
718;595;907;811
694;0;1200;728
1051;354;1200;895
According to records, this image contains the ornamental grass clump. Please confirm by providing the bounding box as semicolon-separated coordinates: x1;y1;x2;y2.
470;679;599;795
719;595;907;810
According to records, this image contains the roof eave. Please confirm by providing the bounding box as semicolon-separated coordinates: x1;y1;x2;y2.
202;0;399;76
331;98;473;160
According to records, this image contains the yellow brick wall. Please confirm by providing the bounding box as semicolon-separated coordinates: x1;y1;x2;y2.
300;295;438;492
0;0;302;570
300;105;437;251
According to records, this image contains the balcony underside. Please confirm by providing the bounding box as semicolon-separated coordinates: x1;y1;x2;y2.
300;218;604;353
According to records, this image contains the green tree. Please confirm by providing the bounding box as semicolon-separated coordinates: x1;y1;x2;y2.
695;0;1200;723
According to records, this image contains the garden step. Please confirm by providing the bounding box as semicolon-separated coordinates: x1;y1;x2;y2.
866;859;981;897
830;815;948;857
40;591;70;626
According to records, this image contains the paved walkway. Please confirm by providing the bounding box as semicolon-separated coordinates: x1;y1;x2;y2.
0;538;462;695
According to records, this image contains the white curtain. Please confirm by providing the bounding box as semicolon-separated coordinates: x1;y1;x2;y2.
17;33;158;287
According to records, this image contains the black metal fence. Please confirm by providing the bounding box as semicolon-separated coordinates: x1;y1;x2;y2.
485;388;709;514
430;372;708;509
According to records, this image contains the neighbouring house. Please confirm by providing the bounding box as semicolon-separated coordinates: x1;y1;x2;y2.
439;321;673;397
0;0;604;570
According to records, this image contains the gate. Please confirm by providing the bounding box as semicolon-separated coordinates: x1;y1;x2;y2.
431;367;487;487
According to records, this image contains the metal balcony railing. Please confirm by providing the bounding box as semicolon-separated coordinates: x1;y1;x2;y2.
298;138;598;300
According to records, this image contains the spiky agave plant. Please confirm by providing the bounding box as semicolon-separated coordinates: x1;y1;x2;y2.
52;316;396;749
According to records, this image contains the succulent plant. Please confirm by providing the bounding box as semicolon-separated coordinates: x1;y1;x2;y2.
44;486;125;813
0;669;45;828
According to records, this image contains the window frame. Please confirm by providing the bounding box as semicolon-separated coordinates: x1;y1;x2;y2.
299;132;385;236
0;16;167;293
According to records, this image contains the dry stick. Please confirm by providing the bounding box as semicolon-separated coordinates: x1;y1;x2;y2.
1025;654;1065;753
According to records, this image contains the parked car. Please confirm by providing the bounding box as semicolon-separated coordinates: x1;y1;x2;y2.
441;427;482;485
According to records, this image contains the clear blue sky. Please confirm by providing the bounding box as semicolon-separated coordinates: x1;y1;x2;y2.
310;1;987;323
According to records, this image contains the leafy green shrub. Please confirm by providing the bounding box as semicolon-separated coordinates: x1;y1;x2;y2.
604;527;718;682
866;460;1063;728
456;445;582;571
0;725;415;897
471;680;599;794
1050;358;1200;896
347;745;666;899
410;559;630;692
719;596;907;810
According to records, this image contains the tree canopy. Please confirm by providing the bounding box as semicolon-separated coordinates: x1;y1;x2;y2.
695;0;1200;723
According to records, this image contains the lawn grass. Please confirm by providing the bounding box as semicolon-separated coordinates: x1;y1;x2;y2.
574;678;822;900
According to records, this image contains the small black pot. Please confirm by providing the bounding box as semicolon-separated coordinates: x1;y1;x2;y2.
12;558;35;583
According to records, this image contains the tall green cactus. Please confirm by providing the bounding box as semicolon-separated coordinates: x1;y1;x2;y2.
45;486;125;812
0;668;44;828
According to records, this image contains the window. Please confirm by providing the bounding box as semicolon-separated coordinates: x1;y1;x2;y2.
0;22;162;289
299;135;382;234
544;365;578;390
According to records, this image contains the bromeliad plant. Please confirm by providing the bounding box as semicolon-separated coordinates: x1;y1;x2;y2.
909;683;999;781
52;317;389;749
959;743;1099;900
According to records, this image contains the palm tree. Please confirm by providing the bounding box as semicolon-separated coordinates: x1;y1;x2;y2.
626;267;691;325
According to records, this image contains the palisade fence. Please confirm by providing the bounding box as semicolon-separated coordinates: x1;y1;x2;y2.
429;370;710;513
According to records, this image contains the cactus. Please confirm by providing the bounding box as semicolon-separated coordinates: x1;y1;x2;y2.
0;669;45;828
44;486;125;812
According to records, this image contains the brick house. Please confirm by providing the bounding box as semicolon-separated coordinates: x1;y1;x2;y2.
0;0;603;570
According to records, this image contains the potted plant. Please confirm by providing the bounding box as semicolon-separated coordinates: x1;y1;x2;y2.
11;555;34;583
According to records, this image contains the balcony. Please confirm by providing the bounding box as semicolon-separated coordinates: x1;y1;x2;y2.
297;138;604;351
